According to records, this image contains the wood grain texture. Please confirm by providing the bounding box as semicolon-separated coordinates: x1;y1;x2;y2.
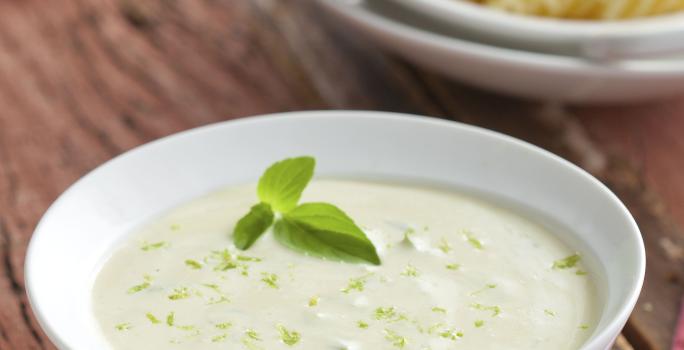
0;0;681;349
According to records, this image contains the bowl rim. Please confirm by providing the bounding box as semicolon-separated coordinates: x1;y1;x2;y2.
25;110;646;349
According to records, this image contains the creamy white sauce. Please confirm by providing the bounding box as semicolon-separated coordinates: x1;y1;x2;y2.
93;180;597;349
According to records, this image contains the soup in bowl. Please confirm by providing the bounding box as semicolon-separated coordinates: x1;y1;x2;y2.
25;111;644;349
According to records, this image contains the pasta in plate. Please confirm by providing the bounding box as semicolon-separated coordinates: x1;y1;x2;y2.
470;0;684;19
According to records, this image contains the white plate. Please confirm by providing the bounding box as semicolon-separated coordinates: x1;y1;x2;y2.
390;0;684;59
318;0;684;103
25;111;644;349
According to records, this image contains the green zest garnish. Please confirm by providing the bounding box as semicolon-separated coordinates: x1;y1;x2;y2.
245;329;261;340
474;320;484;328
115;322;131;331
446;263;460;270
464;231;483;250
184;259;202;269
215;322;232;330
146;312;161;324
341;274;371;293
401;264;419;277
439;328;464;341
544;309;556;316
212;333;228;342
579;324;590;330
233;157;381;265
176;324;197;332
431;307;446;313
141;241;167;251
237;255;263;262
308;295;319;307
260;272;279;289
576;270;588;276
375;306;397;320
166;312;175;326
277;325;301;346
438;237;452;253
203;284;230;304
127;275;152;294
403;227;416;239
357;320;369;329
553;254;581;269
211;249;239;271
384;329;407;348
168;287;191;300
374;306;407;323
471;303;501;317
470;283;497;296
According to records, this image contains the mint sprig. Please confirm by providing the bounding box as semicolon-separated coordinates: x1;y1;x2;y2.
232;156;381;265
233;203;274;250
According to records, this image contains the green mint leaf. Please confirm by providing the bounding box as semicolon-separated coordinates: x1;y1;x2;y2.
257;156;315;213
233;202;274;250
273;203;381;265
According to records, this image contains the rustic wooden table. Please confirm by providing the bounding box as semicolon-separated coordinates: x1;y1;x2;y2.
0;1;682;349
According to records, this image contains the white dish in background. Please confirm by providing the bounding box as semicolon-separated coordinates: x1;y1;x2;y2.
26;111;644;349
390;0;684;59
318;0;684;103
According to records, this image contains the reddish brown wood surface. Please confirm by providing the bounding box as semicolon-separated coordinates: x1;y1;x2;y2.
0;0;682;349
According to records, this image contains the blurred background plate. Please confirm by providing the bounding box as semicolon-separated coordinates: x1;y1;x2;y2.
388;0;684;59
318;0;684;104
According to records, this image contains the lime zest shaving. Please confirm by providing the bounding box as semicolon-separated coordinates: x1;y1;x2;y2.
245;329;261;341
469;283;497;296
341;273;372;294
145;312;161;324
212;333;229;343
215;322;232;330
438;237;452;253
166;312;175;326
544;309;556;316
471;303;501;317
141;241;167;251
260;272;279;289
403;228;416;241
446;263;460;270
357;320;369;329
184;259;202;270
168;287;191;300
277;324;301;346
439;328;464;341
127;275;152;294
383;328;407;348
464;231;483;250
374;306;408;323
401;264;419;277
237;255;263;262
552;254;581;269
474;320;484;328
115;322;131;331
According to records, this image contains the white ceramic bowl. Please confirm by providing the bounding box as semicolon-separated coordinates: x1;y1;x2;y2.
319;0;684;103
390;0;684;59
25;111;644;350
